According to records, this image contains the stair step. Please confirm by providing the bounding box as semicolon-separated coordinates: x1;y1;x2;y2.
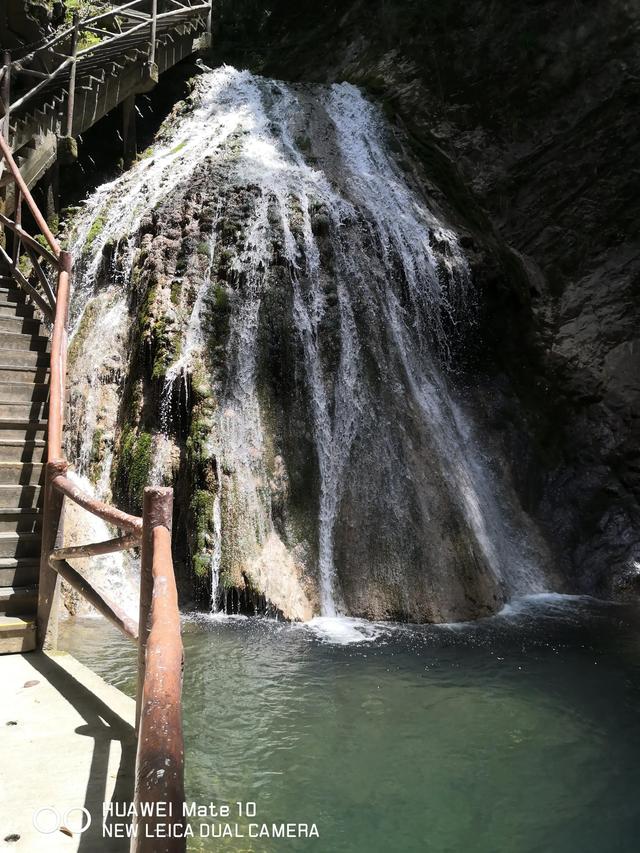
0;420;47;441
0;509;42;534
0;485;41;510
0;349;49;367
0;463;43;485
0;401;48;421
0;364;49;383
0;382;49;401
0;614;36;653
0;300;34;318
0;440;47;462
0;532;41;558
0;332;49;352
0;287;27;304
0;316;42;335
0;558;39;587
0;585;37;616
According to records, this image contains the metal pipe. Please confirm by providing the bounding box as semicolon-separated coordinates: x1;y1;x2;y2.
51;532;139;561
0;134;61;255
47;251;70;460
8;57;73;116
136;486;172;727
149;0;158;67
65;12;80;138
1;52;9;142
11;185;21;265
49;557;139;641
0;243;54;320
52;473;143;535
37;460;68;650
133;486;185;852
0;211;61;268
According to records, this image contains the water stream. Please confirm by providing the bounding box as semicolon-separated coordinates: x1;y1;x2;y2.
66;65;548;621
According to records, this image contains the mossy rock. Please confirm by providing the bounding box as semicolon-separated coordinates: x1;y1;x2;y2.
112;427;153;513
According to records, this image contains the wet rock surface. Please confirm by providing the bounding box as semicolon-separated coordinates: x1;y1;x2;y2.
211;0;640;599
65;69;553;622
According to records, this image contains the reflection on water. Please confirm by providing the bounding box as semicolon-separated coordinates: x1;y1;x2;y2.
60;595;640;853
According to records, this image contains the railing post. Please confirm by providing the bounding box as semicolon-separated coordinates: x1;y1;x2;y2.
1;51;10;143
11;185;21;265
133;485;184;853
149;0;158;68
37;460;68;649
49;250;71;460
136;486;173;728
65;12;80;138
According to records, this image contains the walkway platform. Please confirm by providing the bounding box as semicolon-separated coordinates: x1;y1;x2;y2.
0;652;135;852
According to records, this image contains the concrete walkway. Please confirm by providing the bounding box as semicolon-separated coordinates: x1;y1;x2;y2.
0;652;135;852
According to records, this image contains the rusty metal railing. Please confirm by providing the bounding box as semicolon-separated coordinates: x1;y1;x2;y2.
2;0;212;121
0;134;186;852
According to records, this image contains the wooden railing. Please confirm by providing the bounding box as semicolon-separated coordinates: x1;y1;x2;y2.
0;134;186;852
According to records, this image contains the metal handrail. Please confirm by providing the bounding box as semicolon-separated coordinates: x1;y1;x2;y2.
6;0;211;119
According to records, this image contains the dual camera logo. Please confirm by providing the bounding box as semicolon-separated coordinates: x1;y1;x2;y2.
32;807;92;835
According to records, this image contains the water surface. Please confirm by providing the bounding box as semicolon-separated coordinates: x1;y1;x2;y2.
60;595;640;852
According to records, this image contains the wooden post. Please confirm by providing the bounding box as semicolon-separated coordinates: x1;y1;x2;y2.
136;486;174;728
65;12;80;138
37;461;68;649
122;92;137;168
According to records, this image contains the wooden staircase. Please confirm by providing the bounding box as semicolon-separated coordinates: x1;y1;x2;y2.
0;268;49;652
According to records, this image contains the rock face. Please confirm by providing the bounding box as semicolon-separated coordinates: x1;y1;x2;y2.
1;1;65;51
209;0;640;600
64;68;553;622
61;1;639;618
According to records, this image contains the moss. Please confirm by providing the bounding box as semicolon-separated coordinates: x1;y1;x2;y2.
185;375;219;580
112;427;153;513
205;282;232;365
77;30;101;50
88;427;104;485
191;490;215;577
196;240;211;258
170;141;187;156
86;215;106;248
135;283;179;381
170;279;182;305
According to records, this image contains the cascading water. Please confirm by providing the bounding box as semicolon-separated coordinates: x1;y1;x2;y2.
65;65;548;624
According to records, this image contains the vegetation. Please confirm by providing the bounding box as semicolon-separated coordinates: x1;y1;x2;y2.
63;0;110;26
86;215;105;248
113;426;153;513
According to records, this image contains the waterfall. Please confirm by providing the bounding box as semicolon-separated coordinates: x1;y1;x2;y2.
65;65;548;623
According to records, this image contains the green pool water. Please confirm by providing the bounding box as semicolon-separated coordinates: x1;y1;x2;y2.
59;594;640;853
